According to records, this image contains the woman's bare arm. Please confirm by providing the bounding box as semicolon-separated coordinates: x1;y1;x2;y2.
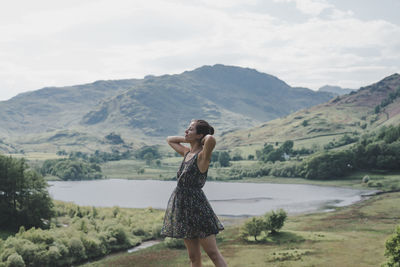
198;135;216;172
166;136;190;156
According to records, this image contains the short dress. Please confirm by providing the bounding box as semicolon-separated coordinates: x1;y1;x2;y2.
161;151;224;239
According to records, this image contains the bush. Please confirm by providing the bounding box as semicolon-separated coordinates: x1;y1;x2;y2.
241;217;265;241
151;224;163;239
163;238;185;249
240;209;288;241
46;246;62;267
104;225;131;250
68;238;87;263
6;253;25;267
41;159;103;181
264;209;287;234
81;236;105;259
132;227;147;237
382;225;400;267
304;150;354;179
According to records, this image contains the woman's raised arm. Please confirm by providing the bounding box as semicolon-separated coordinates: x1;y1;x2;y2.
166;136;190;156
199;135;216;165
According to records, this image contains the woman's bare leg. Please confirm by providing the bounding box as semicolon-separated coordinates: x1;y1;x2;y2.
199;235;227;267
184;238;202;267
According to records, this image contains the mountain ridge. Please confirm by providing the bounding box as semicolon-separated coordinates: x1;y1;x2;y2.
219;73;400;148
0;64;335;152
318;85;355;95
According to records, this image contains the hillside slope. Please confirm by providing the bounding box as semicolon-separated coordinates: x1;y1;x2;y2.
0;65;334;152
0;79;138;135
219;73;400;148
79;64;334;137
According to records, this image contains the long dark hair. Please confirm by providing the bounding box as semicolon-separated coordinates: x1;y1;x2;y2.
192;119;214;139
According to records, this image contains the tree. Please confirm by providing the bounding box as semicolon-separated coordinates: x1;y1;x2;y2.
266;149;284;163
41;159;103;180
0;155;53;230
241;217;265;241
136;168;145;175
143;152;154;166
264;209;287;234
105;132;124;144
218;151;230;167
280;140;294;154
136;146;161;160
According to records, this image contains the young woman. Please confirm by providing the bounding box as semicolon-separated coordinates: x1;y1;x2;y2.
161;119;227;267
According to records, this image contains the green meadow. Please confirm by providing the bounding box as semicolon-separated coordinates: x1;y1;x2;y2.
81;191;400;267
3;134;400;266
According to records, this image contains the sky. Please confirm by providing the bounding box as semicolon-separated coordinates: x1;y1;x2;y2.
1;0;399;101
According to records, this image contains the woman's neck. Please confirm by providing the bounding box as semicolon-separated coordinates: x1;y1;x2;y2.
189;142;202;153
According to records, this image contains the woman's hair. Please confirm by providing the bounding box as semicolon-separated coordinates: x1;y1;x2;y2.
192;119;214;138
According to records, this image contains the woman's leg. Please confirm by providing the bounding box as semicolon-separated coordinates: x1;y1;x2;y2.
199;235;227;267
184;238;202;267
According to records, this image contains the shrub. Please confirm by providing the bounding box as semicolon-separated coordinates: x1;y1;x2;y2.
382;225;400;267
81;235;105;259
163;238;185;249
68;237;87;263
151;224;163;239
6;253;25;267
264;209;287;234
132;227;147;236
241;217;265;241
362;175;370;183
105;225;131;250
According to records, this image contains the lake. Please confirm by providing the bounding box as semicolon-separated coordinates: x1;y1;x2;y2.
48;179;371;217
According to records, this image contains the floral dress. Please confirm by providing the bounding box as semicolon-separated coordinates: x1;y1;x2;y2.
161;151;224;239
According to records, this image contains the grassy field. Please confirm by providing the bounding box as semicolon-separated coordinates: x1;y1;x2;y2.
100;159;179;180
81;191;400;267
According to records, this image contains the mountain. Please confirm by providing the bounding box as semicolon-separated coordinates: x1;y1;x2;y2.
318;85;355;95
219;73;400;148
0;79;139;135
80;64;335;137
0;64;334;153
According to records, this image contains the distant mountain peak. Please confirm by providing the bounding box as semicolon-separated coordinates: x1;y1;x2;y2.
318;85;355;96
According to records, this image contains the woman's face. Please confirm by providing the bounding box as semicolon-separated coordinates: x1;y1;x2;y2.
184;122;203;141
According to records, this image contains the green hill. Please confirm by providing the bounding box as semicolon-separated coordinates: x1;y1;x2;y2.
219;73;400;149
0;64;334;153
80;65;334;138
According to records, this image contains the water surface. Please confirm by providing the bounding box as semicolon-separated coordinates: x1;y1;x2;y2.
48;179;370;217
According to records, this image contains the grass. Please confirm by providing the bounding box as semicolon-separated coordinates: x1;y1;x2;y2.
100;158;180;180
81;192;400;267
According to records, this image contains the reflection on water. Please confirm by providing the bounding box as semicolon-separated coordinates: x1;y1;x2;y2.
48;179;371;217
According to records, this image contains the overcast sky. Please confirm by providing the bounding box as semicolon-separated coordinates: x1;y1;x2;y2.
1;0;399;101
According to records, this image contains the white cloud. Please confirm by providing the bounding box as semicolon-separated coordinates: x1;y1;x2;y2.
0;0;399;100
273;0;333;16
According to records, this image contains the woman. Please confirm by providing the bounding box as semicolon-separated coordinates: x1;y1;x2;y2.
161;119;227;267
